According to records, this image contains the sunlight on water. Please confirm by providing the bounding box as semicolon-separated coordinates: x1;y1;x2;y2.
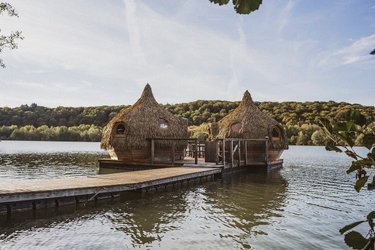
0;142;374;250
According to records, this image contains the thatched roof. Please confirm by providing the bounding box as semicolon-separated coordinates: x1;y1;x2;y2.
212;90;288;149
101;84;189;150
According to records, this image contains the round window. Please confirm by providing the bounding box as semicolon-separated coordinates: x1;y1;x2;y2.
231;122;242;132
116;124;125;134
159;118;168;129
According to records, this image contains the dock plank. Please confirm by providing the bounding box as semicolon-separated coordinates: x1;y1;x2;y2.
0;167;221;205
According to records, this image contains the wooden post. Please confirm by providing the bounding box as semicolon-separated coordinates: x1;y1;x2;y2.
238;139;241;167
6;204;11;216
230;140;234;168
222;139;226;166
244;140;248;167
194;139;198;164
215;140;219;165
265;136;269;164
172;141;175;165
151;139;155;165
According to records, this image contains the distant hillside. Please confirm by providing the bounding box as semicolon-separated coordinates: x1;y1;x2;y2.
1;101;374;127
0;101;374;145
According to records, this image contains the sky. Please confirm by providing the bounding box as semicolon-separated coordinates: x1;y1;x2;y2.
1;0;375;107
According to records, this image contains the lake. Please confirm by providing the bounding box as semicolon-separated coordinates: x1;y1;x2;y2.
0;141;374;250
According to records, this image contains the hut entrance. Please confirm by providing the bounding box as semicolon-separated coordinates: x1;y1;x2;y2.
271;126;281;141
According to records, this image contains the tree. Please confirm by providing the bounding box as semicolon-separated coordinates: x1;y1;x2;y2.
319;109;375;249
0;2;23;68
209;0;262;14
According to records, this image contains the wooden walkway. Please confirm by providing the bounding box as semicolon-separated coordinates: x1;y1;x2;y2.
0;167;222;213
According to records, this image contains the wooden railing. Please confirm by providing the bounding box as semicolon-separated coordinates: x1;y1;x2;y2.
214;137;269;168
148;138;198;165
147;137;270;168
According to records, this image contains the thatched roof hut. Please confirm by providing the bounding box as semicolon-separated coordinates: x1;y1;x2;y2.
101;84;188;161
210;90;288;150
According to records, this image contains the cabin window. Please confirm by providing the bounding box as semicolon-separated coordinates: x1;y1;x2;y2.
231;122;242;133
159;118;168;129
272;126;281;140
116;124;125;134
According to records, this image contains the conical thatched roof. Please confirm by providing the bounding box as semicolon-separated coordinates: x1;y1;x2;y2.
213;90;288;149
101;84;189;150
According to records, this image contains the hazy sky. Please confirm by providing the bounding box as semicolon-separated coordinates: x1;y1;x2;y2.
1;0;375;107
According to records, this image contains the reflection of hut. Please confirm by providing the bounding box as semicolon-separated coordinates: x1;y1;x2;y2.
205;170;287;247
100;84;188;163
209;90;288;164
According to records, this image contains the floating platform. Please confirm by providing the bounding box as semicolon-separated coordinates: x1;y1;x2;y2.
0;155;283;215
0;167;221;215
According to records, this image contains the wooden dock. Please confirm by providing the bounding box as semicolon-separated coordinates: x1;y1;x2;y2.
0;153;283;215
0;167;222;215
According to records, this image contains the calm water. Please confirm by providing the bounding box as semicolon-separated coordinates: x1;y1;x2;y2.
0;141;374;250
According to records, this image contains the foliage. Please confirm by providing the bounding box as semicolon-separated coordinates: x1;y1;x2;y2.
209;0;262;14
0;101;374;145
319;109;375;249
0;2;24;68
0;124;102;142
189;123;210;141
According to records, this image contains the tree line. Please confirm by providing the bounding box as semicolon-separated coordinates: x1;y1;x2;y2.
0;101;374;145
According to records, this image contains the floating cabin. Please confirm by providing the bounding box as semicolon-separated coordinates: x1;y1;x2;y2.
99;84;288;170
100;84;189;167
206;90;288;169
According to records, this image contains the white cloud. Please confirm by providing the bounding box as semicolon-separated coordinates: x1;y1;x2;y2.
277;0;295;33
318;34;375;68
0;0;374;107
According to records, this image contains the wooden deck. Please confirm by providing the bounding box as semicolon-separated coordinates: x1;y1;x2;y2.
0;156;283;214
0;167;222;214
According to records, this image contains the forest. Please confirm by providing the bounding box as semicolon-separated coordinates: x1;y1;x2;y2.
0;101;374;145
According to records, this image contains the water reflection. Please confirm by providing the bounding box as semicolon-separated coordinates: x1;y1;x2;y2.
0;141;107;179
1;143;374;249
0;171;287;249
108;192;188;247
188;171;287;249
0;153;103;179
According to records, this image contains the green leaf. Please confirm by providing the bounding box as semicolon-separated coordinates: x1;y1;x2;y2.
345;150;357;160
334;121;349;132
337;131;355;147
344;231;369;249
233;0;262;14
355;176;369;192
339;220;366;234
367;152;375;161
363;134;375;150
349;110;367;126
318;118;333;139
346;161;365;174
325;145;342;152
366;211;375;230
369;219;374;231
346;121;355;132
367;211;375;220
209;0;230;5
318;118;333;133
